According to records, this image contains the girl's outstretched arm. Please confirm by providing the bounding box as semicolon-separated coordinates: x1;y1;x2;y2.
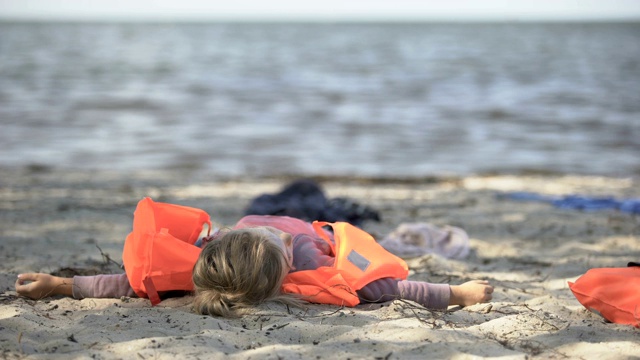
15;273;73;300
16;273;136;300
449;280;494;307
359;278;493;309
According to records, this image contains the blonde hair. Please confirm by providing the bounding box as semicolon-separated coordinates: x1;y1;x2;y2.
192;228;303;317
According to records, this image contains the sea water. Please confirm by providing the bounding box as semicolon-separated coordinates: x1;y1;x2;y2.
1;22;638;178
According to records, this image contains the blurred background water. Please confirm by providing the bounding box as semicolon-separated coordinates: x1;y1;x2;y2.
1;22;639;178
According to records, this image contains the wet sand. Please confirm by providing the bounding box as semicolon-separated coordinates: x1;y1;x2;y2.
1;167;639;359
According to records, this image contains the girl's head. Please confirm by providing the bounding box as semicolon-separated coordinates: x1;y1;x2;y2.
192;226;298;317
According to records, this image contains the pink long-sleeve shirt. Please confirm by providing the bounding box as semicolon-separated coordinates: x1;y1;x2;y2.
73;216;451;309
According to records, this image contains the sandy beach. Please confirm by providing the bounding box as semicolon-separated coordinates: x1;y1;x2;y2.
1;166;639;359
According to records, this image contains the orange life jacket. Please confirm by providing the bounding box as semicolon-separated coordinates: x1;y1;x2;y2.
281;221;409;307
569;265;640;327
122;197;210;305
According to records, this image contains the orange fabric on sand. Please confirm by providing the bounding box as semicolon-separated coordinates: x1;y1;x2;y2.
569;266;640;328
122;197;210;305
281;221;409;306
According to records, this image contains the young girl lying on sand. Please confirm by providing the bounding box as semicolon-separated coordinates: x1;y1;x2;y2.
15;200;493;317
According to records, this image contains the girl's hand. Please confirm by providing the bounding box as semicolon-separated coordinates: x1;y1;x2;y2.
15;273;73;300
449;280;494;307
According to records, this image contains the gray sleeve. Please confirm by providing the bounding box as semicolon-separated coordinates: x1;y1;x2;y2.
72;273;137;299
291;234;335;271
357;278;401;303
357;278;450;310
397;280;450;310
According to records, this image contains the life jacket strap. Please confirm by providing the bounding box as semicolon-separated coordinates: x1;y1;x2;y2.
143;276;161;306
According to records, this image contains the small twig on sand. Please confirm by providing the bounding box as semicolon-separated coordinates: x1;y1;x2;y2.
95;244;122;269
17;331;23;354
395;299;444;328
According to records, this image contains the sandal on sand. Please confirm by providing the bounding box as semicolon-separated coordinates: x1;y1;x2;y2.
378;223;470;259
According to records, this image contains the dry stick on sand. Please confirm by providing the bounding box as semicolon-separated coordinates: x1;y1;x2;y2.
95;243;122;269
